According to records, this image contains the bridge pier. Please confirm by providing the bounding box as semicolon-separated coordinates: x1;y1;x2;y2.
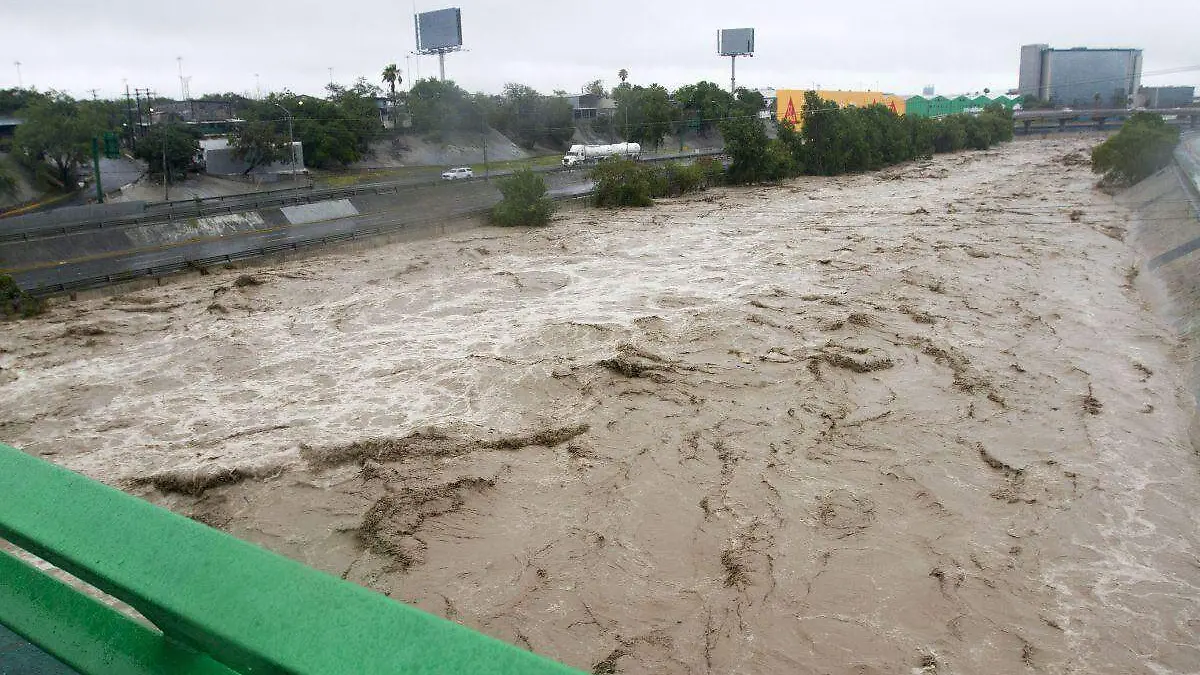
1096;117;1106;130
1059;118;1067;132
1023;120;1032;135
1191;115;1197;129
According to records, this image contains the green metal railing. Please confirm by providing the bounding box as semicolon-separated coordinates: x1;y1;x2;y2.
0;443;583;674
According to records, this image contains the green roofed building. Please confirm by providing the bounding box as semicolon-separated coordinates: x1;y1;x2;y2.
903;94;1024;118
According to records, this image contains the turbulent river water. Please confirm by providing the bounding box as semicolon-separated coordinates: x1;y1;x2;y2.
2;135;1198;674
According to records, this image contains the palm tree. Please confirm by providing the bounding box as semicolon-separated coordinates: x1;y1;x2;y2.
618;69;629;84
382;64;400;97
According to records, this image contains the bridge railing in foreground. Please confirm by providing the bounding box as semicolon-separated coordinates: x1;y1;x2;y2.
0;443;583;675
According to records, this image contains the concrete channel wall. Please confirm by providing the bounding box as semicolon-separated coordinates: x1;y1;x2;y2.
1130;131;1200;449
0;180;506;291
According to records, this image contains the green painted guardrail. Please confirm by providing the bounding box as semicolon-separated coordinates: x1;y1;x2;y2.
0;443;584;674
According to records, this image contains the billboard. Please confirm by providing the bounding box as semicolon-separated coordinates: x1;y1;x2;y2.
415;8;463;52
718;28;754;56
775;90;908;126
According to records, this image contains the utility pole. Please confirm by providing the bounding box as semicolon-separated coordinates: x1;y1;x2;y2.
124;82;134;146
162;133;169;201
255;73;261;100
327;67;333;89
13;61;21;89
480;105;488;180
270;103;297;182
92;136;104;203
88;89;99;101
134;88;150;137
177;56;190;101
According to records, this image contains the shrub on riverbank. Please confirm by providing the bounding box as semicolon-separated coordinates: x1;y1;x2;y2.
1091;112;1180;186
590;159;711;207
490;169;554;227
1;274;43;319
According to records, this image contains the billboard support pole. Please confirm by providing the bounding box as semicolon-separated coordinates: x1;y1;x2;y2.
439;52;446;82
718;28;754;95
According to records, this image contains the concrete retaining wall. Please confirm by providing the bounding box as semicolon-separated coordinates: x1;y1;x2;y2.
1;180;506;279
281;200;358;225
1128;133;1200;450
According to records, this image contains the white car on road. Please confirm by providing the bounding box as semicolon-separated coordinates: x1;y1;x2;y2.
441;167;474;180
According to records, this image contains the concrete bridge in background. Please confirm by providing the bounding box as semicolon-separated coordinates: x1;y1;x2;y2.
1014;107;1200;133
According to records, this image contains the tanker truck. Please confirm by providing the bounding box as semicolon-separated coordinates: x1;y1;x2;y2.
561;142;642;167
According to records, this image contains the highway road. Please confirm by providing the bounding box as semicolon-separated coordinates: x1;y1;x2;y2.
11;181;595;294
1;151;712;242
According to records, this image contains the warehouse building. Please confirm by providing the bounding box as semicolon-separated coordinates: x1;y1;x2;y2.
905;94;1023;118
1018;44;1142;108
775;90;907;127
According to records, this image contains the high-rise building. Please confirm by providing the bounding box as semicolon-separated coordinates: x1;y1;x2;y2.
1018;44;1142;107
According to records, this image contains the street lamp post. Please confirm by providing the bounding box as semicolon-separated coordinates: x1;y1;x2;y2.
270;102;297;182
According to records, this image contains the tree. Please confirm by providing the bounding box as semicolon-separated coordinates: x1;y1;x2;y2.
618;69;629;84
591;158;654;207
733;88;766;118
1091;112;1180;185
382;64;401;97
491;168;554;226
0;164;18;199
487;83;575;150
261;93;367;169
720;115;790;184
12;93;103;189
775;119;806;172
229;120;288;175
134;122;201;181
933;114;968;153
584;80;607;97
0;88;49;116
406;78;478;139
907;115;937;158
673;81;733;136
801;91;865;175
613;84;677;148
1;274;44;319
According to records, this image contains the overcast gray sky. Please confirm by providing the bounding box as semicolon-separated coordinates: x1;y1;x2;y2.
2;0;1197;100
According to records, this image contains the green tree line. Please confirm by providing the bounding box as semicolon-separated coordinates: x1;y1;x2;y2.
720;91;1015;185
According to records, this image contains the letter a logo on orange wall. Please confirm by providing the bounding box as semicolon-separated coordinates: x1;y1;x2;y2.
783;98;799;124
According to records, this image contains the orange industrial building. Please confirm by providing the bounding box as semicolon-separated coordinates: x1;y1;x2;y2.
774;90;908;126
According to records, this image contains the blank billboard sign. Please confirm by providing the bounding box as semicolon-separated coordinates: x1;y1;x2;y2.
718;28;754;56
415;8;463;52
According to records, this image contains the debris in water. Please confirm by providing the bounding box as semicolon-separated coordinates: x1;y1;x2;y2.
1082;385;1103;415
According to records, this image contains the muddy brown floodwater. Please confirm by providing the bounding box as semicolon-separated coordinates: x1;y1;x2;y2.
3;136;1199;674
